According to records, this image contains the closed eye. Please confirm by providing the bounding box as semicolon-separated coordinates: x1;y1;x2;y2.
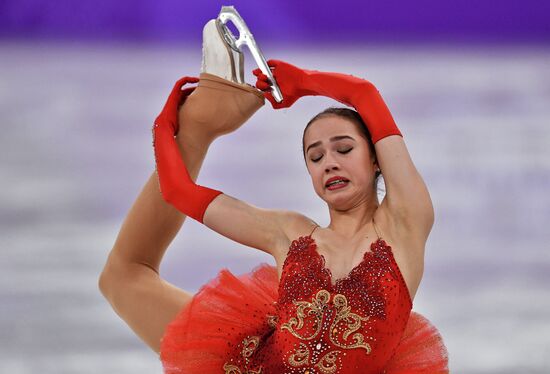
310;147;353;163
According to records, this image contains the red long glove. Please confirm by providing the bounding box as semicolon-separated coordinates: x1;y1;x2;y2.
253;60;402;144
152;76;223;223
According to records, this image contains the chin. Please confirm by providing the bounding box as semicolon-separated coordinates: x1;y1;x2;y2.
322;192;353;210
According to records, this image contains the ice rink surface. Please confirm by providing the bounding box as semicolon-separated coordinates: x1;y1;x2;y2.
1;41;549;373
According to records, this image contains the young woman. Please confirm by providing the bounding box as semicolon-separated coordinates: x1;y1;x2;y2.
99;21;449;374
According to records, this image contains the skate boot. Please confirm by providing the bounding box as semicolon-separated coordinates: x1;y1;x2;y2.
178;11;267;140
201;18;245;84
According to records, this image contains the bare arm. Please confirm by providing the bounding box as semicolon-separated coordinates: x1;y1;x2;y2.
253;60;434;243
201;195;308;259
375;135;435;245
98;76;311;355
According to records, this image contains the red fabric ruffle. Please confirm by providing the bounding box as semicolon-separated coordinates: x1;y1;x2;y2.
159;263;449;373
383;311;449;373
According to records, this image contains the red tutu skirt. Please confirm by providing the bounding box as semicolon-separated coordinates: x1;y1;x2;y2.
160;263;449;373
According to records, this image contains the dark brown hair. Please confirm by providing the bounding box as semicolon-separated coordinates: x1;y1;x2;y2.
302;107;382;181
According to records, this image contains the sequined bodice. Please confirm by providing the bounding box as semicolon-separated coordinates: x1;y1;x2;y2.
223;234;413;374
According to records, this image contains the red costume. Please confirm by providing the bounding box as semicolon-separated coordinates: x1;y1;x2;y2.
153;61;449;373
160;228;449;373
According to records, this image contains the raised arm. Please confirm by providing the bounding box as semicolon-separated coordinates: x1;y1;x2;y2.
151;76;303;255
99;74;301;354
254;60;434;244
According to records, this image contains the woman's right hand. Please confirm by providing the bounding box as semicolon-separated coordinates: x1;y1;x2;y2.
253;59;313;109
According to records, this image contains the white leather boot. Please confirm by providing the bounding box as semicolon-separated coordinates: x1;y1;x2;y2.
201;6;282;102
201;19;244;84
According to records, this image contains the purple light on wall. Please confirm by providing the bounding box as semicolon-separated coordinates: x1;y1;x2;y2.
0;0;549;44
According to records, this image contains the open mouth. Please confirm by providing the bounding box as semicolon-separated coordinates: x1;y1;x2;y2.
325;178;349;190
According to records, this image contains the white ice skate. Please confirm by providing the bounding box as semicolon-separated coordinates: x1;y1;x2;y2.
215;6;283;103
201;18;245;84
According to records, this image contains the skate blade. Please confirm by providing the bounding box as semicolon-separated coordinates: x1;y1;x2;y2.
215;19;245;84
217;6;283;103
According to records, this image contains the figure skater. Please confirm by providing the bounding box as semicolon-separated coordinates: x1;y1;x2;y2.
99;15;449;374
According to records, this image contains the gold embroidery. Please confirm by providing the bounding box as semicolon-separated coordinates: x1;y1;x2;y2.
223;363;242;374
241;336;260;358
288;342;310;367
226;290;373;373
280;289;329;340
281;289;373;371
223;364;262;374
266;314;278;328
222;335;263;373
314;350;342;374
329;294;372;352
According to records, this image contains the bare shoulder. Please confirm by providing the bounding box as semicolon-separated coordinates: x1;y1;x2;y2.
271;210;318;263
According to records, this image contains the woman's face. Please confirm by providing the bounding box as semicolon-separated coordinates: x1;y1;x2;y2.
303;115;378;210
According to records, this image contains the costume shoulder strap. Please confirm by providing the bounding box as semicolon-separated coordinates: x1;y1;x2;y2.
372;216;382;240
308;224;319;237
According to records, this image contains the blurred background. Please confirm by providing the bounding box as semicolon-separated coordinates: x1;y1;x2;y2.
1;0;549;373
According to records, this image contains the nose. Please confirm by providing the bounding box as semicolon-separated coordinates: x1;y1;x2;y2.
325;164;339;173
324;154;340;173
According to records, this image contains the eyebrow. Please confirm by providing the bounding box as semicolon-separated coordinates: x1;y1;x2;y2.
306;135;356;153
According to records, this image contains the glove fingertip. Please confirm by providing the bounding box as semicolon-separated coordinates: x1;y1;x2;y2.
265;92;277;107
255;81;267;91
184;76;199;83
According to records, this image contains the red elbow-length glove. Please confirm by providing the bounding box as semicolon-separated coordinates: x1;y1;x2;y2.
253;60;402;144
152;76;223;223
